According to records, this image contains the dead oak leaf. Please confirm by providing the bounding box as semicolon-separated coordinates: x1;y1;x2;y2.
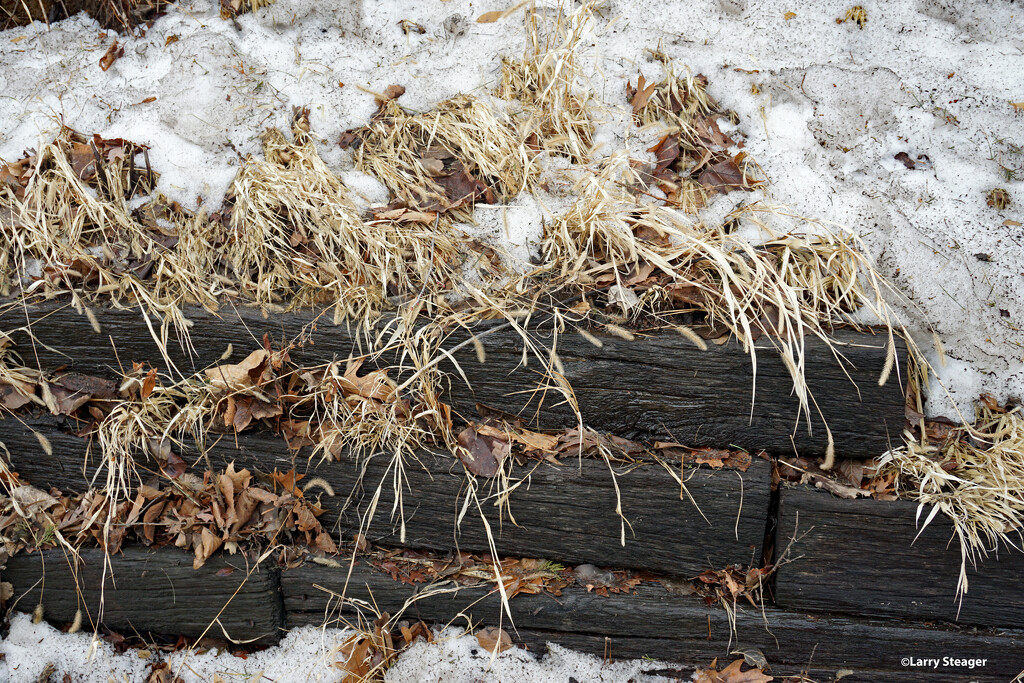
99;40;123;71
340;360;396;402
695;659;773;683
205;350;270;391
475;627;512;654
457;425;509;477
629;72;659;115
697;156;749;195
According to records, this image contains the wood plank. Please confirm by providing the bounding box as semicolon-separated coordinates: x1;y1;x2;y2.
0;298;906;458
5;543;1020;680
0;416;770;577
774;485;1024;629
282;558;1024;681
1;547;283;644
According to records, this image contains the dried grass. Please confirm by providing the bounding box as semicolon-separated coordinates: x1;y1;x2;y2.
536;158;906;468
350;96;537;221
497;1;598;163
632;63;717;148
876;403;1024;599
228;109;462;328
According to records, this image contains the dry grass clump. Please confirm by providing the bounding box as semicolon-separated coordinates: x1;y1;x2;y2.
227;108;462;327
1;113;468;340
630;64;717;143
0;0;168;31
496;2;598;164
876;401;1024;598
344;95;537;221
537;159;902;466
0;127;213;335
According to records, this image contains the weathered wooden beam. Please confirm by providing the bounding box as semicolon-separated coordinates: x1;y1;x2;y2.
283;558;1024;681
0;416;769;577
0;299;906;458
5;546;1020;681
774;486;1024;630
1;547;283;644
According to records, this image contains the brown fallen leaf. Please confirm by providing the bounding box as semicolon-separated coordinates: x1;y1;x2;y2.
695;658;773;683
475;627;512;654
163;452;187;480
457;425;509;477
697;156;748;195
340;360;396;402
99;40;123;71
193;526;223;569
894;151;916;169
0;382;35;410
205;350;269;391
630;73;659;115
374;84;406;107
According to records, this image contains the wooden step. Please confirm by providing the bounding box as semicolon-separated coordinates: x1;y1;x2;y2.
0;298;906;458
4;546;1021;681
1;546;282;645
774;485;1024;630
0;416;769;577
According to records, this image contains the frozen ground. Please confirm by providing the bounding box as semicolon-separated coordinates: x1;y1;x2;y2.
1;0;1022;418
0;612;674;682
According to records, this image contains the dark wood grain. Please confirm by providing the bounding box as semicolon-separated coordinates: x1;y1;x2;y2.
0;298;906;458
5;544;1021;680
284;559;1024;681
774;485;1024;630
0;416;770;577
1;547;282;644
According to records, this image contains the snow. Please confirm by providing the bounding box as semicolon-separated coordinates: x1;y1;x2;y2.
0;613;153;682
0;613;673;683
458;194;546;272
386;627;671;683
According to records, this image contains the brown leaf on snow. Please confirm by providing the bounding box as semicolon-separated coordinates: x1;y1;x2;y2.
697;156;749;195
373;84;406;107
99;40;123;72
629;73;659;115
475;627;512;654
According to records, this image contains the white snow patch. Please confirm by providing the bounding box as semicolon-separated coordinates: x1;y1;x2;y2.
0;612;153;683
386;627;673;683
0;615;674;683
459;194;546;273
339;169;390;212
